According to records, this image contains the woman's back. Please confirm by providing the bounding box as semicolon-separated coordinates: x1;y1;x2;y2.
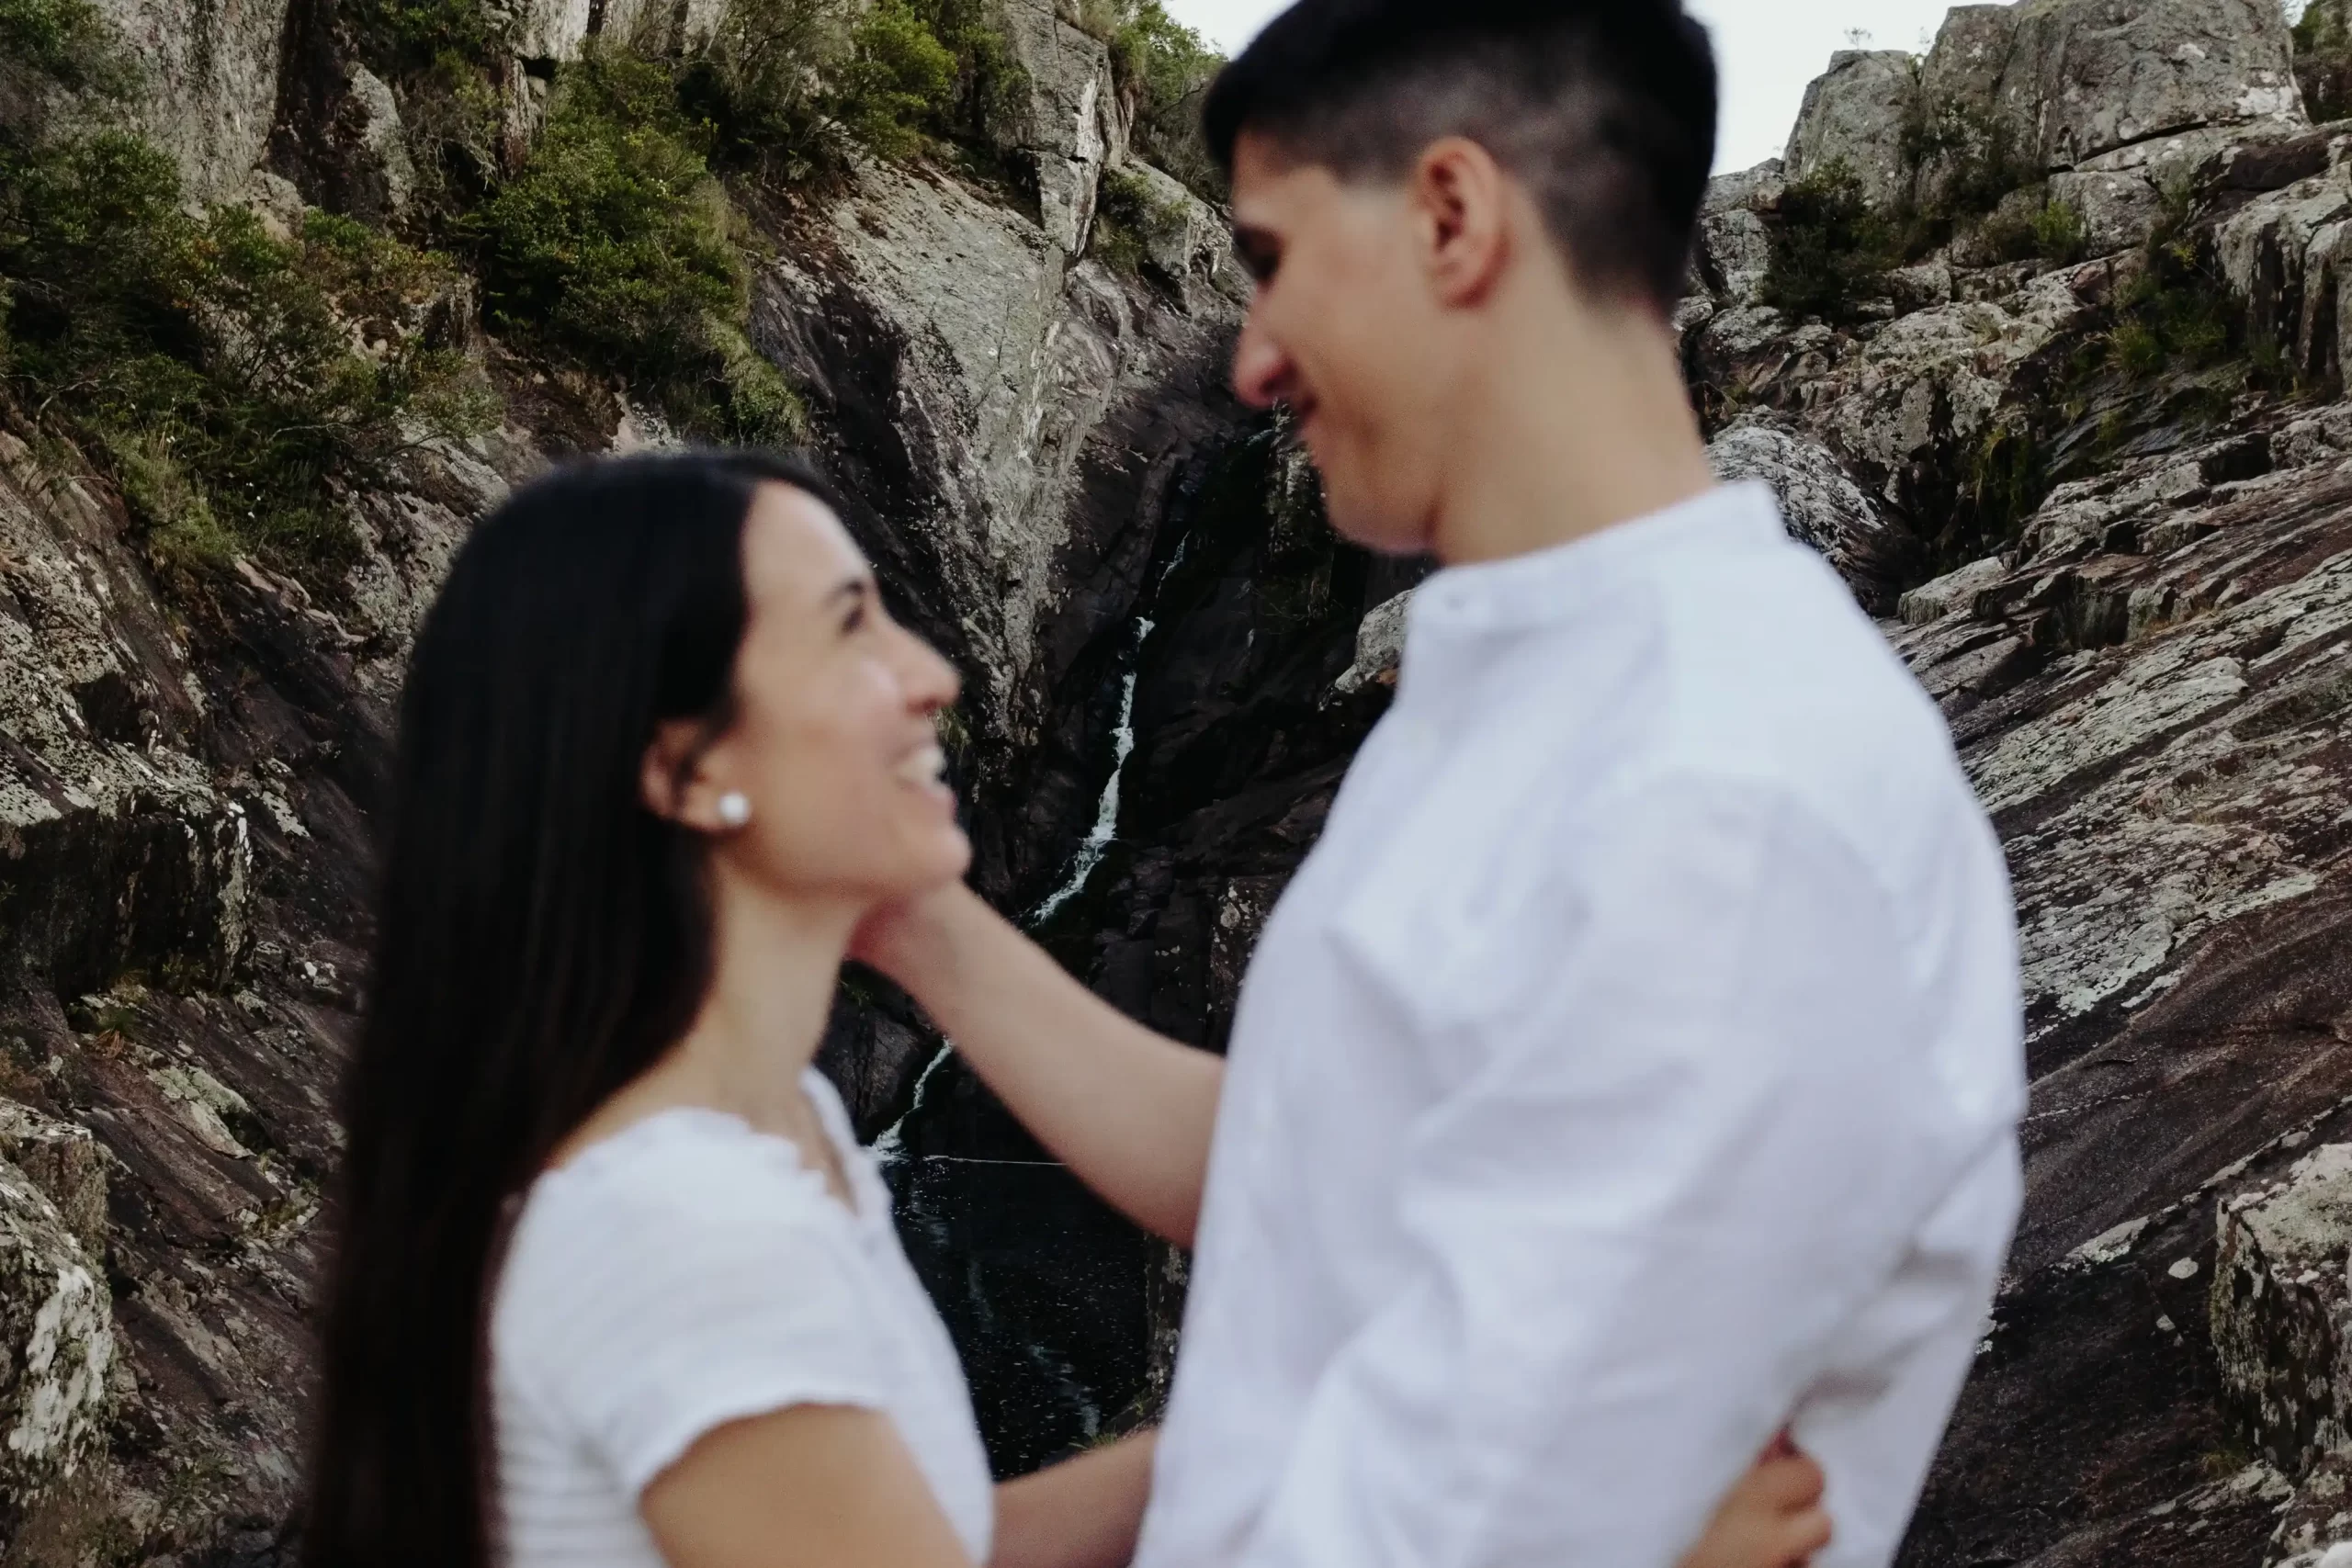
492;1074;993;1565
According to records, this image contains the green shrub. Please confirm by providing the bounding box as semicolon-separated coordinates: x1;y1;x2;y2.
833;0;959;159
680;0;1012;179
1974;189;2090;266
350;0;514;75
2297;0;2352;124
1760;162;1894;323
0;0;120;92
472;47;803;443
0;131;495;578
1091;165;1188;276
1063;0;1225;200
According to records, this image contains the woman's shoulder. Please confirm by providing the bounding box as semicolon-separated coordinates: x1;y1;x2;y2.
496;1110;862;1335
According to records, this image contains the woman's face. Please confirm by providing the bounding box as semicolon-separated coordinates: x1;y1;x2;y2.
682;482;970;908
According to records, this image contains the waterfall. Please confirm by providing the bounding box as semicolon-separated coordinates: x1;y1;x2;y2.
1026;616;1152;927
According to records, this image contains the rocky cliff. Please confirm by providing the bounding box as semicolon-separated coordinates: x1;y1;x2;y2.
11;0;2352;1562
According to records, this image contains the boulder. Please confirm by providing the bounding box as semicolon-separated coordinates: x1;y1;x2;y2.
1898;554;2010;626
0;1156;111;1527
1782;50;1921;210
85;0;297;201
989;0;1125;255
2270;1448;2352;1566
1111;160;1252;314
2213;165;2352;387
1333;590;1412;696
2213;1143;2352;1473
1997;0;2304;173
1707;418;1914;614
1696;160;1783;305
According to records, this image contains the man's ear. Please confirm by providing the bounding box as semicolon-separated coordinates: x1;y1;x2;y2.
1411;137;1513;309
641;717;718;829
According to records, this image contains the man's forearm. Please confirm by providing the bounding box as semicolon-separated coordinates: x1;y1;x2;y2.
871;886;1222;1247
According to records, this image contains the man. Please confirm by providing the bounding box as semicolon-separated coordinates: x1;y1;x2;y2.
858;2;2027;1563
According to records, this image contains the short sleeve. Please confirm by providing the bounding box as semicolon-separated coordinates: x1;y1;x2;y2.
494;1120;894;1496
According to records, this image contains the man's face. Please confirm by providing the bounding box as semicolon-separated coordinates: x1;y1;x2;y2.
1227;132;1454;555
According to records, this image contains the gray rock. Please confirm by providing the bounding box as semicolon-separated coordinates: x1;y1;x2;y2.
1898;555;2010;626
345;65;418;221
0;1103;107;1259
2213;1143;2352;1473
1116;159;1252;314
1333;590;1411;696
1707;418;1912;613
989;0;1125;254
0;1156;110;1528
2269;1449;2352;1566
1783;50;1922;209
85;0;297;200
2212;164;2352;386
1996;0;2303;173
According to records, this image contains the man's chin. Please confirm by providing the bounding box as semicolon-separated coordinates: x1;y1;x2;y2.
1322;486;1436;558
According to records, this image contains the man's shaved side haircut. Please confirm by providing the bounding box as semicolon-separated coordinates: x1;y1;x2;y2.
1204;0;1718;320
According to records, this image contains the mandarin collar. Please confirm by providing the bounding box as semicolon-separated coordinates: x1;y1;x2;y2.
1408;482;1783;637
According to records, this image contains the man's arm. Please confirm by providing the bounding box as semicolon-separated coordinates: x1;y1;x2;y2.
1227;774;1996;1568
856;885;1224;1247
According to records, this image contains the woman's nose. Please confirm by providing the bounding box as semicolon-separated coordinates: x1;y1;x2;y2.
899;629;961;714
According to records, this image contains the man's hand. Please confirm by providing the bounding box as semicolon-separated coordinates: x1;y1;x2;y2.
849;883;969;993
1677;1437;1831;1568
845;881;1221;1247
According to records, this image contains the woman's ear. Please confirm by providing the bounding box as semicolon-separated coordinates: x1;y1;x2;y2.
641;718;718;829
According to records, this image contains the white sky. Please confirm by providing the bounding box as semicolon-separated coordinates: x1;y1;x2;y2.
1161;0;1973;176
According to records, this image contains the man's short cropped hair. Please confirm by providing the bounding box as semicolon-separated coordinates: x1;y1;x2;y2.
1203;0;1718;319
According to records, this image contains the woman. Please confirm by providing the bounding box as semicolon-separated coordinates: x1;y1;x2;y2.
301;451;1832;1568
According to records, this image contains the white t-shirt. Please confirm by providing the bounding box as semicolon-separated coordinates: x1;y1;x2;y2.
491;1072;995;1566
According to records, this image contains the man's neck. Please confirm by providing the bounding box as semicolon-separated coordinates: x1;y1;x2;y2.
1427;297;1717;569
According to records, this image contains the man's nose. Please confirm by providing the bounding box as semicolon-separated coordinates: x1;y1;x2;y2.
1230;316;1291;411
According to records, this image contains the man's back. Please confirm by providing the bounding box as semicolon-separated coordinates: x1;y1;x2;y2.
1134;482;2027;1568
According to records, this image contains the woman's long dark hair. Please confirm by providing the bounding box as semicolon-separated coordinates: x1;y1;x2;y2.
302;450;843;1568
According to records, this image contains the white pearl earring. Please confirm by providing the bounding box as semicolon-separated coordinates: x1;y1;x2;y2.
716;791;752;829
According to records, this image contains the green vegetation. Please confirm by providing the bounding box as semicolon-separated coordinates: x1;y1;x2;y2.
2295;0;2352;125
1090;165;1187;276
472;47;803;443
0;5;494;582
1761;98;2078;323
348;0;514;76
1063;0;1226;198
1759;163;1893;323
2103;183;2235;383
0;0;122;91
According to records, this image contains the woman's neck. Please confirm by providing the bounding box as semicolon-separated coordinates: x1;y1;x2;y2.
553;873;863;1166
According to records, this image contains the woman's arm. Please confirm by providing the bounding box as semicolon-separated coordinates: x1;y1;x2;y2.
1678;1440;1832;1568
642;1404;975;1568
989;1433;1159;1568
856;884;1222;1247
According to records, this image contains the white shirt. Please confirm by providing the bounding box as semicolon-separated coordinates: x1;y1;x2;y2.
491;1074;995;1567
1134;482;2027;1568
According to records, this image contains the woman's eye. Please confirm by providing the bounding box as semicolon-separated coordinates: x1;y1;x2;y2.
842;602;867;635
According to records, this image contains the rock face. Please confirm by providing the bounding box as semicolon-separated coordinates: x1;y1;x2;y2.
1783;51;1925;209
1780;0;2307;254
85;0;299;200
28;0;2352;1559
